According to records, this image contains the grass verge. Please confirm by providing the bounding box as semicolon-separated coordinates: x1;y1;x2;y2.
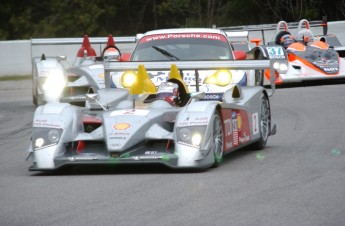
0;75;32;81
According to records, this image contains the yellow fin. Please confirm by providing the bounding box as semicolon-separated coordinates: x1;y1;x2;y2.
130;65;157;94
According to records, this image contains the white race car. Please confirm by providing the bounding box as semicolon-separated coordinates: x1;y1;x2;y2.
109;28;258;100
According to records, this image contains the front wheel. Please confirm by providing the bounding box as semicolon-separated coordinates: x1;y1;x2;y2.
252;94;271;150
212;111;224;167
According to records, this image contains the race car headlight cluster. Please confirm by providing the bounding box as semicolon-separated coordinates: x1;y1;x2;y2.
32;128;63;150
121;71;137;88
273;61;288;73
177;126;206;148
203;70;232;87
42;70;66;94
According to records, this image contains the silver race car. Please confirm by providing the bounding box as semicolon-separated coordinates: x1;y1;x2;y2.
26;56;282;171
31;34;134;105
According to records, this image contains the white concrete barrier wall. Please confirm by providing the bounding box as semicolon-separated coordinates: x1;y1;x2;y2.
0;39;136;77
0;21;344;77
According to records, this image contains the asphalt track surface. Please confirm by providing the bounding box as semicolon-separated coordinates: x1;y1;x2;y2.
1;78;345;226
2;21;345;226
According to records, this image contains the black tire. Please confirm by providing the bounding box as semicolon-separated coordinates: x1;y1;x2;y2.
212;111;224;167
252;94;271;150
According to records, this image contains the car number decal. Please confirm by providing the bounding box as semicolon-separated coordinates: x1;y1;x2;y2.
110;109;149;116
267;46;285;59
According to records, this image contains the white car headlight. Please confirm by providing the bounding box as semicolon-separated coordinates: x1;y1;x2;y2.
177;126;206;148
32;128;63;150
273;61;288;74
42;70;66;94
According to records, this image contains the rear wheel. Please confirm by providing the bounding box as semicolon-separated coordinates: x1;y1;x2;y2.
252;94;270;150
212;111;224;167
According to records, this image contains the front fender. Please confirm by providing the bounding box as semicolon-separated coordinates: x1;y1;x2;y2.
174;101;219;167
30;103;82;169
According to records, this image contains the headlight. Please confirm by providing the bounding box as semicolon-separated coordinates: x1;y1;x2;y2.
191;133;202;146
121;71;136;88
42;70;66;93
48;129;61;143
273;61;288;73
177;126;206;148
204;70;232;86
179;128;191;143
32;128;63;150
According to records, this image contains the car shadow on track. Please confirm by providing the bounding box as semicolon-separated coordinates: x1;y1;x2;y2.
30;164;209;176
265;78;345;89
29;145;277;176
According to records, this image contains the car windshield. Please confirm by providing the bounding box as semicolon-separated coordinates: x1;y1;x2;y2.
131;33;233;61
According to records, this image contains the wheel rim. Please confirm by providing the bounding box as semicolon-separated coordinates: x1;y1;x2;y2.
213;114;224;163
260;97;270;142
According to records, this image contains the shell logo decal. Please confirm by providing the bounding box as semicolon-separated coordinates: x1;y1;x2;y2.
98;73;104;79
113;123;130;130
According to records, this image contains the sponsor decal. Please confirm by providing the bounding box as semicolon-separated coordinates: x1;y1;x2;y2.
178;120;209;126
140;33;227;43
33;119;62;128
68;156;98;161
239;132;250;143
224;119;232;136
252;112;259;135
203;93;223;100
145;151;158;155
237;113;242;130
98;73;104;79
323;67;338;72
132;156;162;160
232;114;238;146
113;123;130;130
221;109;233;150
109;136;126;140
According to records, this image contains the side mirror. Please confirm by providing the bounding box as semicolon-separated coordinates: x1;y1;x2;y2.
57;55;67;61
85;93;98;101
233;50;246;60
85;93;108;111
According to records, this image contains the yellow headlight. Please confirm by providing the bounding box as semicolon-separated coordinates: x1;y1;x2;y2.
204;70;232;87
121;71;136;88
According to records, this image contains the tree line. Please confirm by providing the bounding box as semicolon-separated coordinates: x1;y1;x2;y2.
1;0;344;40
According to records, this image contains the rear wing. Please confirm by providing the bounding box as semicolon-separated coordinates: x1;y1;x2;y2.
31;36;136;45
31;36;136;60
104;59;283;96
218;17;328;45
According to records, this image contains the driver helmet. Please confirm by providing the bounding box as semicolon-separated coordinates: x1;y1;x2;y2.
280;34;294;48
157;82;179;106
103;47;120;60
